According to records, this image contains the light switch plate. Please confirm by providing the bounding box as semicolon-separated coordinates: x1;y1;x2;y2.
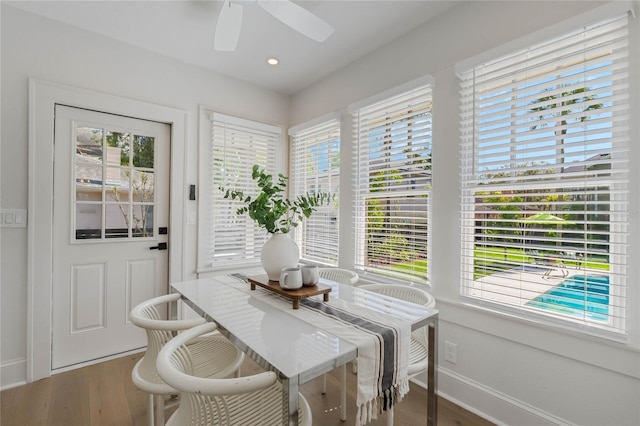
0;209;28;228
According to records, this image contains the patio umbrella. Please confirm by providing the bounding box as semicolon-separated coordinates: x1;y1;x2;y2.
521;212;574;249
522;212;573;225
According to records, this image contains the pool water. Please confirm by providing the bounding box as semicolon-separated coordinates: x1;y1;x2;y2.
527;275;609;321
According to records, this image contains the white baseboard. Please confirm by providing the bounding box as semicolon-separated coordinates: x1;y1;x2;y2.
1;348;147;391
410;367;573;426
1;358;26;390
51;347;146;375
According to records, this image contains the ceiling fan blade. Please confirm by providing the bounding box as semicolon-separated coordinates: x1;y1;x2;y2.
258;0;334;42
214;0;244;52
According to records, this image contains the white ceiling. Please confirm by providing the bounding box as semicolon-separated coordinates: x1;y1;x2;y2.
8;0;459;95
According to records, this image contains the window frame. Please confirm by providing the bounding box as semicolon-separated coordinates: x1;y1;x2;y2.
348;76;435;285
457;12;632;338
288;113;341;266
197;108;283;274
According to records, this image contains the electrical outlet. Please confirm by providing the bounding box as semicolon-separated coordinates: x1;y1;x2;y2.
444;341;458;364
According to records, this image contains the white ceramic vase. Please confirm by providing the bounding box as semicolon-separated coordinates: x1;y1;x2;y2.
261;232;300;281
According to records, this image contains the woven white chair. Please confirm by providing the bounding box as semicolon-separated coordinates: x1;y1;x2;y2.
157;322;312;426
130;293;245;426
358;283;436;426
318;267;359;286
316;268;359;420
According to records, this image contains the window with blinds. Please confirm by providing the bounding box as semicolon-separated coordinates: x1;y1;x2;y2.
199;112;280;271
458;13;630;335
350;79;433;283
289;115;341;265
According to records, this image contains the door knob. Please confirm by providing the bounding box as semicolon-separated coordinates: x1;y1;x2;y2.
149;242;168;250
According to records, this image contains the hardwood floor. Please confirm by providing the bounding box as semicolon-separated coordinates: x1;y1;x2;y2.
1;353;494;426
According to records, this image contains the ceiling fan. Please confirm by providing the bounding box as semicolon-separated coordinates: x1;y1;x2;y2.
214;0;334;52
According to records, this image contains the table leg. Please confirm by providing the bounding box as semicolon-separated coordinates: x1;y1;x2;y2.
340;364;347;421
427;317;438;426
282;376;299;426
155;394;164;426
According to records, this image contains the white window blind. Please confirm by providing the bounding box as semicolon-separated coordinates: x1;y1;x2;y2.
350;80;433;283
200;112;280;271
458;13;630;335
289;115;341;265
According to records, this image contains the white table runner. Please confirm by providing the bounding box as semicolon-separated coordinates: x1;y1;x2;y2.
226;274;410;425
300;297;410;425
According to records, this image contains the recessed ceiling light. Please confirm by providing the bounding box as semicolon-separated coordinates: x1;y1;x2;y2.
267;58;279;66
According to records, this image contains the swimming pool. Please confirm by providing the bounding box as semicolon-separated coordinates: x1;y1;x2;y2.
527;275;609;321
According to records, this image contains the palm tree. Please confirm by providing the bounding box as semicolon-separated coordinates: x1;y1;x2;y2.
529;86;603;172
528;85;604;253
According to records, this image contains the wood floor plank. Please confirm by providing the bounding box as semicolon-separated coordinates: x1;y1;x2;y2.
84;357;134;426
1;376;52;425
250;357;495;426
118;353;152;426
438;397;496;426
1;353;493;426
48;367;90;426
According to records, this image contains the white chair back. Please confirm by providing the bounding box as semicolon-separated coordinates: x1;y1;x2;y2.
358;283;435;308
129;294;245;426
318;267;359;285
358;283;436;347
157;323;312;426
129;293;206;392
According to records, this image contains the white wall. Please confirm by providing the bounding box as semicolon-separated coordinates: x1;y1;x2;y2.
291;1;640;425
0;4;289;388
2;2;640;424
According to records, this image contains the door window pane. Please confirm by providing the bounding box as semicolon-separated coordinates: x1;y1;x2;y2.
76;127;103;163
76;164;103;202
106;167;131;202
75;203;102;239
133;135;154;168
132;170;154;202
132;205;153;238
105;204;130;238
105;166;128;186
106;131;131;167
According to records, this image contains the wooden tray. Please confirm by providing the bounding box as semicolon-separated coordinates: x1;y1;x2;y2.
247;274;331;309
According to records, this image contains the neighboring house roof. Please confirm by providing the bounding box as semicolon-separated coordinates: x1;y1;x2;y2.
562;152;611;174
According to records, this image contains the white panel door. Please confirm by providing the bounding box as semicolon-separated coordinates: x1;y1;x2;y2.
52;105;170;369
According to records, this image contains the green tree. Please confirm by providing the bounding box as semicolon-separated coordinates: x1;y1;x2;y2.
529;86;603;169
529;85;606;247
106;132;155;237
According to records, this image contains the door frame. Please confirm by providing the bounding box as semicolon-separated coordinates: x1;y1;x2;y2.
27;78;187;382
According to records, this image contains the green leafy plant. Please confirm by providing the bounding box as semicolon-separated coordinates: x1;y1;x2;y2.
219;164;332;234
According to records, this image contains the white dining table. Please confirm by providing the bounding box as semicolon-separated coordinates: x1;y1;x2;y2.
171;273;439;426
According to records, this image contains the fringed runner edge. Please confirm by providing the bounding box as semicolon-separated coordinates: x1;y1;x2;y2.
300;298;410;426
